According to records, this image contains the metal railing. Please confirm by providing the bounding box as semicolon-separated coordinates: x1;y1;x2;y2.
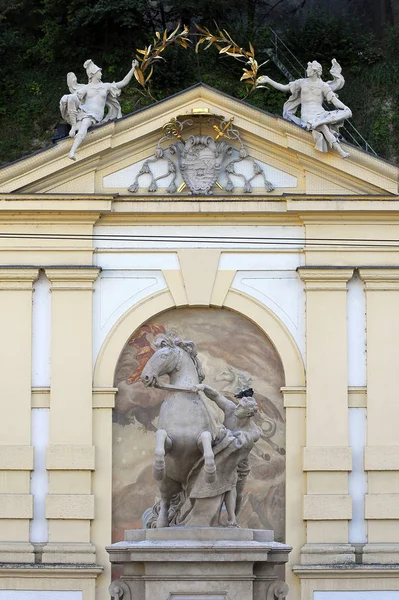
265;27;377;156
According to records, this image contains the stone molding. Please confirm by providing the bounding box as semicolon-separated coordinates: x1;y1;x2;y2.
0;267;39;290
92;387;117;408
46;445;95;470
303;494;352;520
281;387;367;408
45;494;94;520
41;542;97;565
0;542;35;563
31;387;118;408
362;543;399;564
0;445;34;470
281;387;306;408
365;493;399;519
303;446;352;471
0;493;33;518
293;563;399;577
359;267;399;290
365;446;399;470
299;543;355;565
0;562;103;576
46;267;100;290
297;267;354;291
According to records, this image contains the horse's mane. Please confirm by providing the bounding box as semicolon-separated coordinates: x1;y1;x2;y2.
154;331;205;383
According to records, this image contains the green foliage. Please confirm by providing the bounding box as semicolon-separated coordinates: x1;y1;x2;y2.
0;1;398;164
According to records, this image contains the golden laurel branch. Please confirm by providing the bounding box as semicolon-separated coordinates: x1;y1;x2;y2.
195;24;268;95
134;24;191;100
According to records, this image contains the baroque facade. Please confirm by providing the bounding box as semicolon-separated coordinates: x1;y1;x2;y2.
0;84;398;600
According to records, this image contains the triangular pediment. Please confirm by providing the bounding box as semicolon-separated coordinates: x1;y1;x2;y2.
0;83;396;196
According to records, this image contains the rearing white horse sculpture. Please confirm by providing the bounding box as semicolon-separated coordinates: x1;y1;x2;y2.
140;332;216;528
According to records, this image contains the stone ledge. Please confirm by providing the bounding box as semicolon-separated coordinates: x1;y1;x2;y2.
0;268;39;290
41;542;97;565
46;267;100;290
0;563;103;577
300;544;355;565
365;493;399;519
365;446;399;471
0;445;34;470
297;268;354;291
46;445;95;470
303;447;352;471
293;563;399;578
108;528;291;564
303;495;352;520
281;387;306;408
363;543;399;564
124;527;274;542
0;542;35;563
92;387;117;409
45;494;94;519
0;494;33;518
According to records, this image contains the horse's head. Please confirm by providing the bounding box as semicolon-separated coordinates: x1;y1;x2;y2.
140;343;181;387
140;331;205;387
215;366;235;383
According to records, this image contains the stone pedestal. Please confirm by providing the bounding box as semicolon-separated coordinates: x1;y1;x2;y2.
107;528;291;600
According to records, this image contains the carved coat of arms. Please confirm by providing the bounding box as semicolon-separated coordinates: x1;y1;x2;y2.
173;135;220;195
128;114;274;195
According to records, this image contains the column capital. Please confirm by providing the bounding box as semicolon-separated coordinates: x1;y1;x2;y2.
359;267;399;291
297;267;354;291
46;267;100;291
0;267;39;290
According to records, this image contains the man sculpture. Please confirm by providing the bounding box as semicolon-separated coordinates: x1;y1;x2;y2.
257;59;352;158
60;59;138;160
194;385;260;527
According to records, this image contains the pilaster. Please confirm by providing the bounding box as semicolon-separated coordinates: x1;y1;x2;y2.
359;268;399;561
45;267;99;561
0;268;38;552
297;267;354;562
91;387;117;600
282;386;306;598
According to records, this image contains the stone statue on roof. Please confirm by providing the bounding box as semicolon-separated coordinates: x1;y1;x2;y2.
257;59;352;158
60;58;138;160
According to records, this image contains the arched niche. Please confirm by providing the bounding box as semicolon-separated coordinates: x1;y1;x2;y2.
110;304;290;544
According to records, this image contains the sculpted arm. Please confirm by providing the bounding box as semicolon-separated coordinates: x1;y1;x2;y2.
324;86;352;116
194;384;236;414
257;75;291;93
115;59;139;89
330;93;351;111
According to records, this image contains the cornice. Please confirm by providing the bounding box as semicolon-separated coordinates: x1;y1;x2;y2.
0;563;103;577
359;267;399;290
293;564;399;578
297;267;354;290
46;266;100;290
0;267;39;290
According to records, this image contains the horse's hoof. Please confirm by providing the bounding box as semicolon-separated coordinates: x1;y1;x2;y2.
156;518;169;528
204;464;216;483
